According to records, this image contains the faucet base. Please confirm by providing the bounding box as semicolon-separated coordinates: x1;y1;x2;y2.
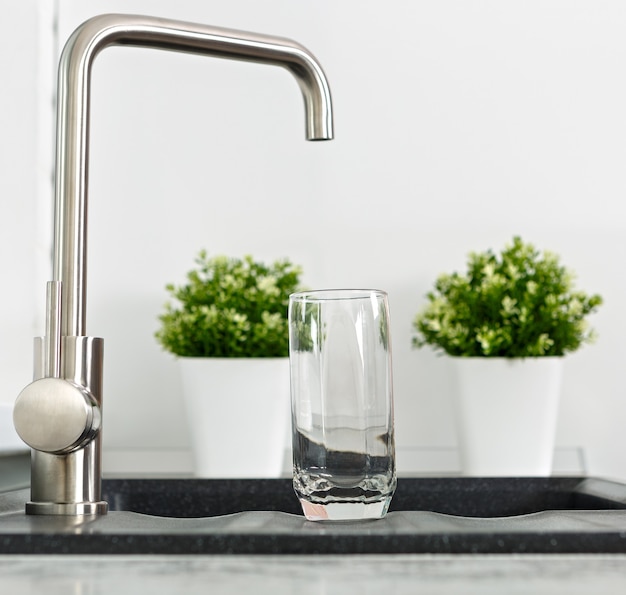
26;500;108;516
28;434;107;516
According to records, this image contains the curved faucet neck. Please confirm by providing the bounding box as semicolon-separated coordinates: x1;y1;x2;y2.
53;13;334;338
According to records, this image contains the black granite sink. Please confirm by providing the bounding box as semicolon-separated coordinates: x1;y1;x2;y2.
102;476;626;518
1;477;626;554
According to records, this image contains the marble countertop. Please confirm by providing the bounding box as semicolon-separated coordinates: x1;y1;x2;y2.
1;553;625;594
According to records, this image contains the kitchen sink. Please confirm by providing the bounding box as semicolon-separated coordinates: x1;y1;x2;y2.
101;476;626;518
1;477;626;554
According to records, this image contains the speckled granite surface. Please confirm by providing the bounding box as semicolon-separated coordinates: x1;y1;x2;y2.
2;477;626;554
100;476;626;518
3;506;626;554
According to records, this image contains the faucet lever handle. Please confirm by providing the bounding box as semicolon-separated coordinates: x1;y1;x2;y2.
14;377;101;454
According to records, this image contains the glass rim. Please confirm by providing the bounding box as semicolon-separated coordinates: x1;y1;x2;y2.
289;288;388;302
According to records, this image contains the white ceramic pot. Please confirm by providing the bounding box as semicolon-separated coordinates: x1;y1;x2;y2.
178;357;290;478
450;356;563;476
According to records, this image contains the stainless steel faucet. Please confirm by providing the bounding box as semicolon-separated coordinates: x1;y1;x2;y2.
13;14;333;515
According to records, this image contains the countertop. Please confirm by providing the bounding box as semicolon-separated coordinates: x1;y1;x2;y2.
1;553;625;594
2;449;626;590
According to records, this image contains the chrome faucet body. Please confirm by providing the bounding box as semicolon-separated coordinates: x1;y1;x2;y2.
13;14;333;515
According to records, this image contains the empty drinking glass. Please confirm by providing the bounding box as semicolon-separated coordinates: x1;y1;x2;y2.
288;289;396;521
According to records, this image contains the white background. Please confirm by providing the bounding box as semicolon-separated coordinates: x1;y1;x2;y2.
1;0;625;478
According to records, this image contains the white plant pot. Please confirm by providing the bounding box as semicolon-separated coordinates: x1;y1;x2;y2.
450;357;563;476
178;357;290;478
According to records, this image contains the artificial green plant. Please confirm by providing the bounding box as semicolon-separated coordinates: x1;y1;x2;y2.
412;237;603;357
156;250;303;357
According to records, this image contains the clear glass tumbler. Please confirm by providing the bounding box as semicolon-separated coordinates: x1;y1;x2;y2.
288;289;396;521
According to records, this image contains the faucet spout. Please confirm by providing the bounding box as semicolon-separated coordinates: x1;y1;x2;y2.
56;13;333;339
14;13;334;515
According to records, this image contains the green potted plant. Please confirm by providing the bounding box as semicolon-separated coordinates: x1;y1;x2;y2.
156;250;303;478
412;236;603;476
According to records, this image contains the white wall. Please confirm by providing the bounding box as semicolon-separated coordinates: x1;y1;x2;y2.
0;1;54;408
7;0;625;478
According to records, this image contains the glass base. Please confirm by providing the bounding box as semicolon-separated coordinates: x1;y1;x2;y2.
299;496;392;522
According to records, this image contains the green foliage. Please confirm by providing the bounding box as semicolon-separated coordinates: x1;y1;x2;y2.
412;237;603;357
155;251;303;357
